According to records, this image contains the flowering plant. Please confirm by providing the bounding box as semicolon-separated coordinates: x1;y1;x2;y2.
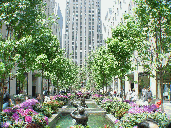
43;100;60;113
128;104;158;114
13;94;25;101
92;94;103;99
67;93;75;100
33;103;53;117
44;96;51;103
13;98;39;109
1;107;48;128
53;94;68;103
115;111;171;128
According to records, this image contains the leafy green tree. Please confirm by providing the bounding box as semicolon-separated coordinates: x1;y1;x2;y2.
0;0;62;105
0;0;47;86
0;0;48;110
106;15;144;97
87;47;116;93
135;0;171;111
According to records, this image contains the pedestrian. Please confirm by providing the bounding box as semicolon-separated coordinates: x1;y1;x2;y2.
126;89;132;101
142;87;147;101
146;87;153;104
3;86;13;109
43;87;48;96
114;90;117;97
131;88;137;102
36;93;41;102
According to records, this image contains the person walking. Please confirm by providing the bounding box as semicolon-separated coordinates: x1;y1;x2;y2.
126;89;132;101
3;86;13;109
146;87;153;104
113;90;117;97
131;88;137;102
142;87;147;101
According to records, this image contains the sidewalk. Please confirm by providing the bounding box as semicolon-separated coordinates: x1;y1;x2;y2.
163;100;171;119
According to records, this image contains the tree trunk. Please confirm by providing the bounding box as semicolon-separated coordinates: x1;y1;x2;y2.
41;69;44;103
106;85;107;94
160;69;164;112
0;82;3;112
48;79;50;95
121;79;123;101
56;79;59;95
9;76;10;95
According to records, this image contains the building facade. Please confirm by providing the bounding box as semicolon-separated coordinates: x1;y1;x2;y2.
103;0;135;40
63;0;103;68
44;0;63;48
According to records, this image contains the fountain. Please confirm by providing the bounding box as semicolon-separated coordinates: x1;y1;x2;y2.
54;94;115;128
72;95;88;108
80;95;88;108
70;106;88;126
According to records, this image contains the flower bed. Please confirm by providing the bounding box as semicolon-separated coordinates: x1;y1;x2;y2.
94;96;171;127
114;111;170;128
67;93;76;100
52;95;68;104
0;99;48;128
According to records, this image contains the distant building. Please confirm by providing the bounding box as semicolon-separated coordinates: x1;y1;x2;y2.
44;0;63;48
103;0;135;40
63;0;104;68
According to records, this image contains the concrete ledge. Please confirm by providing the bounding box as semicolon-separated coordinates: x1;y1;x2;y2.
106;114;117;124
48;113;60;128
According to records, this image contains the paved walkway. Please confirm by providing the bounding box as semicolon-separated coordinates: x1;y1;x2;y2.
163;100;171;119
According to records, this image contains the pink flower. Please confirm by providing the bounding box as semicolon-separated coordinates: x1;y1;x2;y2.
44;116;49;125
12;113;19;120
3;108;12;113
25;116;32;123
115;119;119;123
3;122;10;128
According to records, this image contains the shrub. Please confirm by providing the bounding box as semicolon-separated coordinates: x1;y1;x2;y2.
43;100;60;113
0;107;48;128
114;111;171;128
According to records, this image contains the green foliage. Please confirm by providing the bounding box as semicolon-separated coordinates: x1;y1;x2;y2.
106;14;143;79
86;46;116;90
0;0;59;84
33;103;53;118
100;99;131;119
134;0;171;111
134;0;170;70
115;111;171;128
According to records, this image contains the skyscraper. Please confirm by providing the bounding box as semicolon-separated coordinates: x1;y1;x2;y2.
103;0;135;40
63;0;103;68
44;0;63;48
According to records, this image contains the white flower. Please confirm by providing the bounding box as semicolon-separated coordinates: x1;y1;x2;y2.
44;96;51;103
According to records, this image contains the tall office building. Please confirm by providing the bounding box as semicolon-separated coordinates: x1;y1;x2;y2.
63;0;103;68
103;0;135;40
44;0;63;48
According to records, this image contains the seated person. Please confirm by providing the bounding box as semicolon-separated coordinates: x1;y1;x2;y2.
3;86;13;109
137;118;159;128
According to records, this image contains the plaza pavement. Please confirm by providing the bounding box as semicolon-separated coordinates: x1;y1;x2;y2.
163;100;171;119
